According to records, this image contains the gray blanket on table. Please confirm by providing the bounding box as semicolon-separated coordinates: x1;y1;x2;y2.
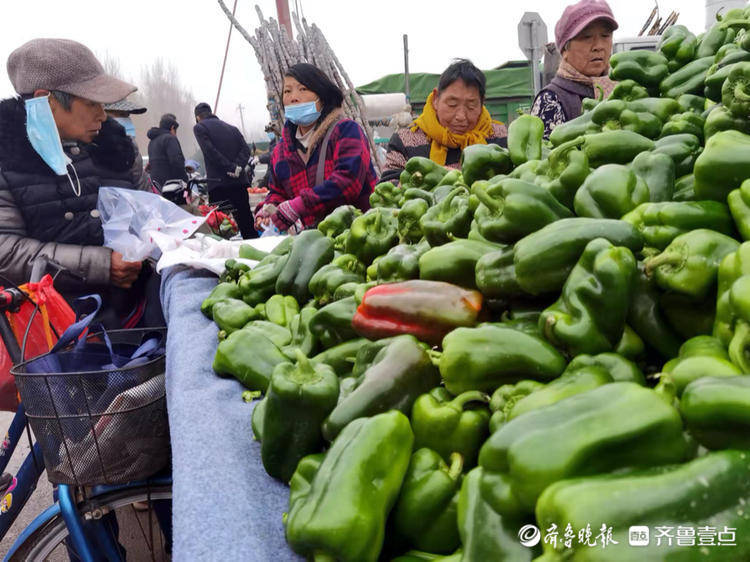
160;266;302;561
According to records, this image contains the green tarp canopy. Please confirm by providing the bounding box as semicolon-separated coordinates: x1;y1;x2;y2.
357;61;536;124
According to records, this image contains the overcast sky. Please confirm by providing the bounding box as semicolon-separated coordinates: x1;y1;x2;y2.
0;0;714;140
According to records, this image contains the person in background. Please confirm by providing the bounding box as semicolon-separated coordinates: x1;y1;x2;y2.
192;102;255;239
380;59;507;183
0;38;163;328
257;123;278;189
147;113;188;189
104;98;148;190
185;159;202;180
531;0;618;138
254;63;376;234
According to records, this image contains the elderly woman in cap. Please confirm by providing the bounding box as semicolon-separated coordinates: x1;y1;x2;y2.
531;0;618;138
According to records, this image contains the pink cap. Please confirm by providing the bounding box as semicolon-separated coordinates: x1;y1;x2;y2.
555;0;618;51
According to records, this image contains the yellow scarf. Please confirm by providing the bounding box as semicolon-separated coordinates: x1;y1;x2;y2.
411;92;499;165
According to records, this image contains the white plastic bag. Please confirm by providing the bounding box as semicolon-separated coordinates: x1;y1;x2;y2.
97;187;206;261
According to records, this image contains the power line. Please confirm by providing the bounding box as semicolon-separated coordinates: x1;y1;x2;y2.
215;0;239;112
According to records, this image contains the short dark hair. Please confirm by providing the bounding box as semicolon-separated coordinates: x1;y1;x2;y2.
437;59;486;101
284;63;343;122
159;113;178;130
194;102;212;119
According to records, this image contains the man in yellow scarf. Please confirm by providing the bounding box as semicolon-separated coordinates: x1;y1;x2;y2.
380;59;507;183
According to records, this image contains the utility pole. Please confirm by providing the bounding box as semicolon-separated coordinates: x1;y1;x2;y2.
237;104;247;140
403;34;410;104
276;0;293;39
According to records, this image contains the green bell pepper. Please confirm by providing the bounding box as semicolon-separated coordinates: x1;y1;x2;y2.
241;320;292;348
459;143;512;187
652;133;702;177
287;452;323;510
474;246;524;299
659;335;742;395
507;114;543;166
263;294;299;327
286;411;413;562
435;168;464;187
722;60;750;117
218;258;250;284
660;291;716;339
660;111;705;142
566;352;645;385
317;205;361;238
577;130;655;168
627;262;683;359
660;56;715;98
628;97;682;122
345;207;399;264
488;380;545;433
609;50;669;89
411;387;489;469
574;164;650;219
548;110;599;146
472;177;572;243
419;186;472;245
310;337;367;376
728;178;750;240
622;201;734;250
479;382;692;511
369;181;402;208
677;93;708;113
539;238;636;356
307;253;365;306
658;24;698;71
513;218;643;296
544;138;591;209
645;229;740;300
212;328;289;391
704;104;750;139
681;375;750;449
402;187;435;206
400;157;449;189
714;242;750;346
590;99;662;139
438;324;567;395
672;173;697;201
631;151;677;202
238;253;288;306
398;198;430;243
201;282;242;318
261;350;339;482
536;450;750;561
275;229;334;304
377;240;430;282
457;467;538;562
608;79;649;101
698;20;738;58
308;296;358;349
251;396;266;441
392;449;464;554
212;297;259;338
418;239;499;289
614;323;646;360
705;60;748;101
321;335;439;441
695;129;750;200
282;306;318;358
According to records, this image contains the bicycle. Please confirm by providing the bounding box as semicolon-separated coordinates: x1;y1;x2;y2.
0;257;172;561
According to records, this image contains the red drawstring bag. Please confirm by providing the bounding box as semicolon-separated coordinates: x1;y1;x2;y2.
0;275;75;411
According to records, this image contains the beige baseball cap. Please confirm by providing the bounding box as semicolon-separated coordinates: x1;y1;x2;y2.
7;38;136;103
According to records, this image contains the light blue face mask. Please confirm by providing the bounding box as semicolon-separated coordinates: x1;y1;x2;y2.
267;132;275;141
114;116;136;137
284;99;321;126
25;95;71;176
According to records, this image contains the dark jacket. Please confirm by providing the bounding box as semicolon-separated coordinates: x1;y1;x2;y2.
193;115;249;189
380;122;508;183
0;96;135;288
147;127;188;188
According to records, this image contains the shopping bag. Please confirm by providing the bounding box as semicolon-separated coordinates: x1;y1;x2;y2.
0;275;75;411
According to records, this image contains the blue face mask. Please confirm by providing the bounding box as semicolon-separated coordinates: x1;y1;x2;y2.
267;132;275;141
25;95;71;176
284;100;321;126
114;116;136;137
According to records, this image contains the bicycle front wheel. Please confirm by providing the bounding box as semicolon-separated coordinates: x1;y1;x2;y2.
8;483;172;562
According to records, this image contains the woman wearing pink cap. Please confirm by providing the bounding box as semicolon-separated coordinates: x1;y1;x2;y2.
531;0;618;138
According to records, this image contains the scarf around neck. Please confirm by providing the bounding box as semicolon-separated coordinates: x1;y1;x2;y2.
557;59;617;100
411;91;499;166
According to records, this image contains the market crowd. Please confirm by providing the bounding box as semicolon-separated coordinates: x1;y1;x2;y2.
0;0;611;325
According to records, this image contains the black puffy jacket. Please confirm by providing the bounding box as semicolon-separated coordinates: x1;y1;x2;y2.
147;127;188;188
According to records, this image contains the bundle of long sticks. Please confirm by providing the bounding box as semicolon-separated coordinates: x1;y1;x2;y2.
217;1;381;172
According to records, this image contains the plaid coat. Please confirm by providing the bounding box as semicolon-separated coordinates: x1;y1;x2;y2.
261;109;375;227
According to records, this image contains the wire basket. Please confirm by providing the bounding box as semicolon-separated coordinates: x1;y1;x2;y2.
11;328;170;486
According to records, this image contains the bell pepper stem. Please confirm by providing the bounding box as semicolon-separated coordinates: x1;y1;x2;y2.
729;320;750;373
644;251;682;277
734;83;750;103
428;349;442;366
653;374;678;405
450;390;490;410
472;183;502;213
411;171;424;186
548;137;585;171
448;452;464;481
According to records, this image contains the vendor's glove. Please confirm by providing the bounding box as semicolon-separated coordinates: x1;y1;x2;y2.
227;165;242;178
271;197;304;233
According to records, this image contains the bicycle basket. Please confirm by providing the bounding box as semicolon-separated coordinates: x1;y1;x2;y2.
11;328;170;486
